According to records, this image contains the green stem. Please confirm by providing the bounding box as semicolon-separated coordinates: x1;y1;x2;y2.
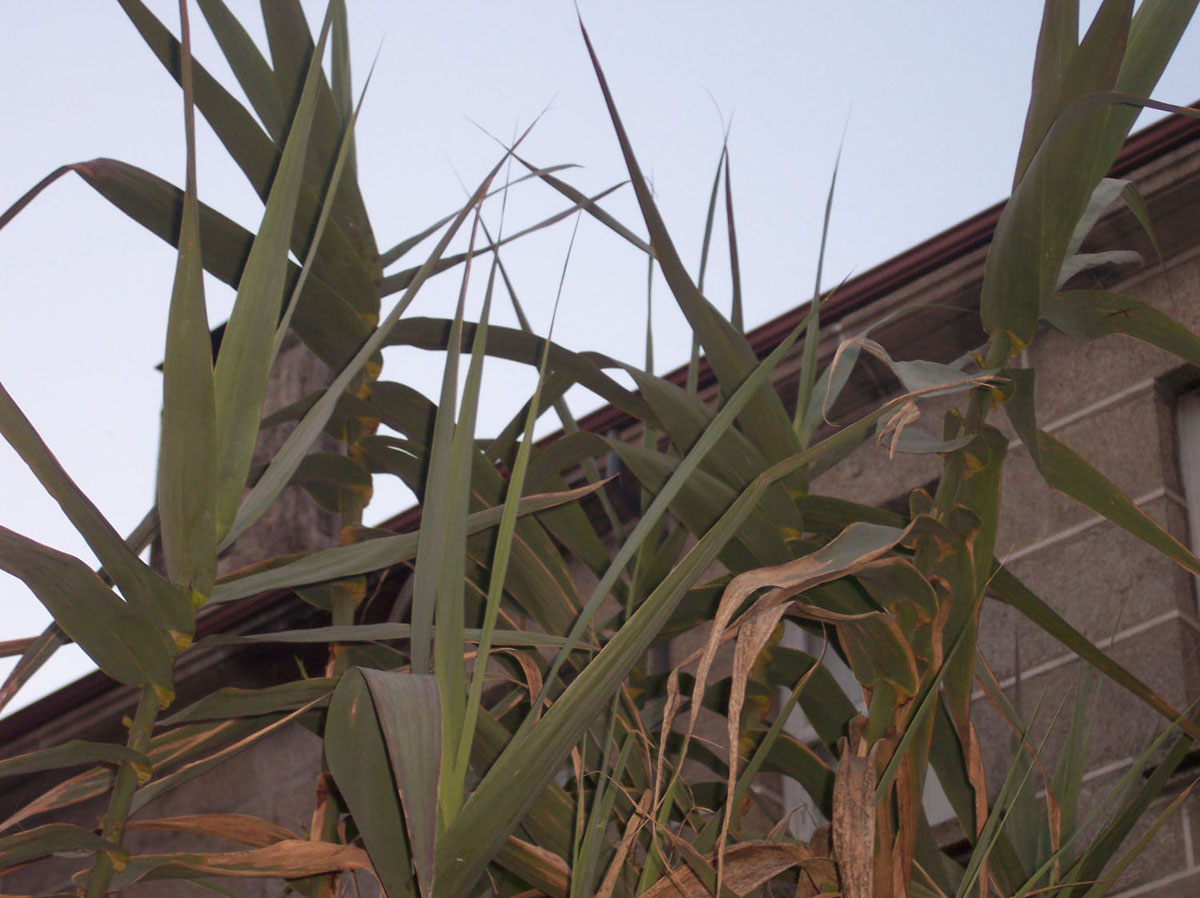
311;444;369;894
84;685;159;898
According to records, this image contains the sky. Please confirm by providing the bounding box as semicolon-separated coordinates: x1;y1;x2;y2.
1;1;1198;713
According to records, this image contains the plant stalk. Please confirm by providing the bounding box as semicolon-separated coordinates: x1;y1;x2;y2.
84;684;159;898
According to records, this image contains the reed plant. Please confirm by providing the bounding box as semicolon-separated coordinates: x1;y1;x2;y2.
2;1;1200;896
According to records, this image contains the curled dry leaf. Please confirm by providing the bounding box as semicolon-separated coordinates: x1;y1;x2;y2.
80;840;374;891
641;840;831;898
125;813;299;848
833;730;879;898
597;789;652;898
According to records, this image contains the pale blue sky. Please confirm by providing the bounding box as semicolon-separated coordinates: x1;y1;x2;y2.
1;1;1197;710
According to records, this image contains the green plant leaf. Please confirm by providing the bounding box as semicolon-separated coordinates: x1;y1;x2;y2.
383;317;653;424
794;146;840;445
210;481;598;604
199;624;576;650
326;669;416;898
1033;428;1200;578
72;158;370;368
0;824;117;868
161;679;339;725
221;141;524;548
988;565;1200;739
117;0;379;317
211;7;333;540
1013;0;1079;185
0;382;191;634
0;526;174;696
578;16;799;465
195;0;286;138
157;0;217;604
361;669;442;898
1043;289;1200;365
0;740;148;779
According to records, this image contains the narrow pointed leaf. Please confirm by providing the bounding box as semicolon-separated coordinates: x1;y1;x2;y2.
325;669;416;897
578;17;798;463
117;0;378;312
794;147;840;444
0;741;147;779
0;382;191;632
212;8;333;539
361;669;441;898
0;526;173;694
195;0;286;139
222;146;520;548
989;565;1200;738
158;1;217;602
0;824;117;868
73;157;370;368
1043;289;1200;366
1033;428;1200;578
161;679;338;724
210;481;599;603
199;624;575;649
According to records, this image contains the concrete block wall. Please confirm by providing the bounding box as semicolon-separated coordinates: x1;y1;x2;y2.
809;247;1200;894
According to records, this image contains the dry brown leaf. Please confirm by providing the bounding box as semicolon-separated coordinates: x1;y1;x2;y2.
641;840;825;898
877;399;921;459
126;813;298;848
652;669;683;822
967;723;989;898
833;731;878;898
501;836;570;898
102;839;375;887
720;604;790;894
597;789;653;898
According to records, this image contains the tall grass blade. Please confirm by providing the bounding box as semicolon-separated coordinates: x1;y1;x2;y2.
794;149;841;445
325;669;416;897
688;145;726;393
419;204;488;815
158;0;217;605
409;207;482;678
724;149;744;333
211;5;333;539
451;213;577;811
578;16;798;463
221;143;523;548
195;0;286;139
0;527;174;696
361;669;441;898
0;382;190;632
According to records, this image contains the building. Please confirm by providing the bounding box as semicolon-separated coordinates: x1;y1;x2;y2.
4;107;1200;897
